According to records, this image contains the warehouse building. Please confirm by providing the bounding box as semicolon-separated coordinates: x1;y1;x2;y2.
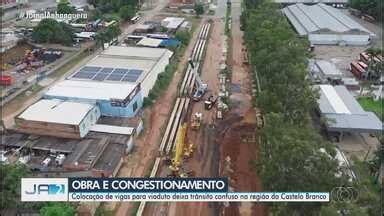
283;3;374;45
309;59;343;83
44;46;173;117
161;17;185;31
15;99;100;139
316;85;382;135
275;0;347;4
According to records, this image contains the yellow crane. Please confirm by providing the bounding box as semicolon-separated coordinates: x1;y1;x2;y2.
169;124;187;172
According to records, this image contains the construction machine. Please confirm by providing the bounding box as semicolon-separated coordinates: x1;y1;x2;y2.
204;95;217;110
169;121;196;177
188;59;207;101
191;112;202;130
169;124;187;172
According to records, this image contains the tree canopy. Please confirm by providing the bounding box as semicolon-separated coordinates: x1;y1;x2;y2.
175;31;191;46
241;1;357;215
0;164;31;209
32;18;74;45
349;0;383;20
194;3;204;16
57;0;76;14
95;24;122;49
40;203;75;216
119;5;136;21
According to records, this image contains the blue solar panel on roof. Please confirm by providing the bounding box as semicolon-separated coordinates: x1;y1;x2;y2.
113;68;129;74
93;73;109;81
122;74;139;82
71;67;142;82
128;69;143;75
100;67;114;73
73;72;95;79
81;66;101;72
106;74;124;81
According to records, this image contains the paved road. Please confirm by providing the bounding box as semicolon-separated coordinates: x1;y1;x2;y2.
117;0;171;44
215;0;227;18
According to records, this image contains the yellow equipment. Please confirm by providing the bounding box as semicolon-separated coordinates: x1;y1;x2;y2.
191;112;202;130
169;124;187;171
183;143;195;158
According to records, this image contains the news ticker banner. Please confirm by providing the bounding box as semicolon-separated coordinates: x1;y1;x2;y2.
21;178;329;202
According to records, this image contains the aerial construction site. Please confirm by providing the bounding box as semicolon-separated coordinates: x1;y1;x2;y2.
1;0;382;215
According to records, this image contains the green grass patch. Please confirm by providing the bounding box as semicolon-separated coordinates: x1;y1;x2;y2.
225;5;231;35
357;97;383;120
48;50;90;79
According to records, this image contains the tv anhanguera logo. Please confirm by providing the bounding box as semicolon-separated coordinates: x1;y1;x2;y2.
25;184;65;195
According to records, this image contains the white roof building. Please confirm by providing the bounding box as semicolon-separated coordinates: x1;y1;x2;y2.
161;17;185;30
275;0;347;3
16;99;101;138
46;46;173;100
316;85;382;133
137;37;163;48
283;3;374;45
45;80;137;101
309;59;343;82
18;99;95;125
75;32;96;39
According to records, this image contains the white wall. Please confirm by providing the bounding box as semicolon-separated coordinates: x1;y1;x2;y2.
309;34;371;45
79;105;101;138
140;51;173;97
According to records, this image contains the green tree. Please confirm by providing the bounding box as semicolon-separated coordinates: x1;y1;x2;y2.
119;5;136;21
40;203;75;216
32;18;74;45
349;0;382;19
365;47;383;81
57;0;76;14
95;24;121;49
175;31;191;45
258;113;347;215
194;3;204;16
0;164;31;209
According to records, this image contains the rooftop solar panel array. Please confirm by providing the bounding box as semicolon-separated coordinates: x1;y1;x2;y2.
71;66;143;83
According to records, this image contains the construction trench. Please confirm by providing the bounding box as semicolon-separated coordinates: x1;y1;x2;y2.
136;22;212;216
137;11;264;215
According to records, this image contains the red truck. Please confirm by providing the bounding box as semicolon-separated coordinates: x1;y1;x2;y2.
0;75;12;86
350;61;366;80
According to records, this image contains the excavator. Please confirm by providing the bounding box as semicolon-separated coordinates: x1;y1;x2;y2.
188;59;207;101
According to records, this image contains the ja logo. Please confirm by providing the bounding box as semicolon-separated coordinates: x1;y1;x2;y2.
25;184;65;195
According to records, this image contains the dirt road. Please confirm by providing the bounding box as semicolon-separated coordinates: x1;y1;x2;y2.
168;18;224;216
113;20;203;216
218;0;265;215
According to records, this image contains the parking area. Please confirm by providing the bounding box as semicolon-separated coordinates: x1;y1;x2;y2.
312;10;382;79
335;133;380;161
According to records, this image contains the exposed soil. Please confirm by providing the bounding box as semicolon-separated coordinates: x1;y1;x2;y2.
113;20;203;216
0;42;33;67
170;18;225;216
217;0;266;215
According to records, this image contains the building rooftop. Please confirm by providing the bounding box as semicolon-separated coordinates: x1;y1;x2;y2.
161;17;185;29
282;3;373;36
68;46;173;85
275;0;347;3
137;37;163;48
17;99;95;125
315;60;343;77
45;80;137;101
316;85;382;133
101;46;172;60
